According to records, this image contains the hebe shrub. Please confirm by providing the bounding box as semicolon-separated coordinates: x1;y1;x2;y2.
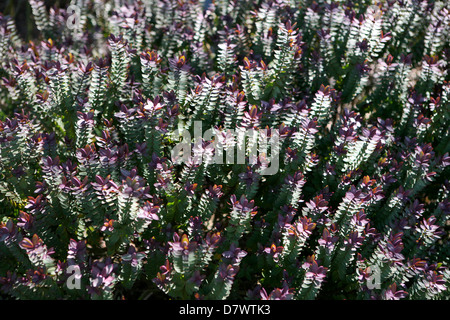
0;0;449;300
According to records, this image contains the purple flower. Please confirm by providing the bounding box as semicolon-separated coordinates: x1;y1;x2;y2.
406;199;425;220
169;54;191;71
333;143;347;157
153;271;169;287
76;144;98;165
122;246;146;267
99;147;118;166
19;234;54;263
34;181;48;194
413;114;431;130
41;156;62;175
137;201;160;221
247;285;262;300
355;60;371;75
91;175;119;197
344;231;365;249
302;256;328;284
423;55;444;77
344;185;365;203
383;283;408;300
338;125;357;143
218;264;239;282
154;174;172;190
414;144;434;169
203;232;222;251
277;210;295;230
381;173;397;185
192;139;215;164
438;152;450;168
184;182;198;197
243;105;262;128
114;103;137;121
0;219;18;243
356;266;373;284
77;111;95;128
379;232;404;263
188;216;202;238
394;186;412;203
417;216;442;242
285;147;298;162
222;243;247;266
88;257;116;294
305;194;328;214
62;159;78;176
24;267;47;285
350;210;369;230
25;194;47;215
229;194;258;216
148;153;166;169
239;166;260;187
19;234;44;253
260;284;293;300
159;259;172;276
285;171;306;188
318;226;339;252
67;239;87;262
356;39;369;52
140;49;162;68
168;233;198;258
120;168;150;199
422;270;447;294
406;258;427;276
70;176;89;195
264;243;284;262
301;117;319;134
100;218;115;232
142;96;163;116
363;223;378;239
96;130;114;149
242;57;257;70
205;184;224;199
288;217;316;239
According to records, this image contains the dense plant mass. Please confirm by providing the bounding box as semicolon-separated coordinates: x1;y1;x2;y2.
0;0;449;300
